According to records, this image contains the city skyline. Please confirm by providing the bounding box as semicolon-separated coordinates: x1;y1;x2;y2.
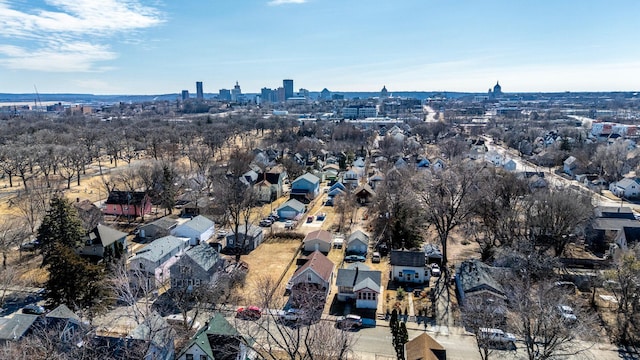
1;1;640;95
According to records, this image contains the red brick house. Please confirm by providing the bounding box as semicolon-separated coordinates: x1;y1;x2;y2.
103;191;152;219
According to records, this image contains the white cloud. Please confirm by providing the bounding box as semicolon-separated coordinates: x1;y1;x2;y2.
0;0;163;72
268;0;307;5
0;42;117;72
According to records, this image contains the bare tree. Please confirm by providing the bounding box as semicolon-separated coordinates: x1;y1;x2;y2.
14;179;56;236
463;296;511;360
604;245;640;345
0;216;28;269
415;163;483;269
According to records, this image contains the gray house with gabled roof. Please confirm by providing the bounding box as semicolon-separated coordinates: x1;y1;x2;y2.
346;230;369;255
77;223;128;259
455;259;506;306
336;264;381;309
170;243;226;291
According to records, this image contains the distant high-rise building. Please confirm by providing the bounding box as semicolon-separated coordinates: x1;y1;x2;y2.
219;89;231;101
283;79;293;100
196;81;203;100
181;90;190;101
261;88;273;103
231;81;242;102
276;87;286;102
297;88;309;98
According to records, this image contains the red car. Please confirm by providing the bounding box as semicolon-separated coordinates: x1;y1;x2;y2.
236;306;262;320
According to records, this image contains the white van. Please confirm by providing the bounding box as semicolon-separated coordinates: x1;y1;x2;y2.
371;252;381;263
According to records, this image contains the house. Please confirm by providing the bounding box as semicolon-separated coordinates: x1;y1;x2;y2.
253;179;273;203
72;199;103;232
588;206;640;252
342;169;360;187
264;165;286;200
390;250;427;284
290;173;320;202
225;225;264;253
431;158;446;171
609;178;640;198
139;217;179;241
303;229;333;253
0;314;40;343
170;243;226;291
77;223;128;259
368;172;385;189
276;198;306;220
336;264;382;309
563;156;577;176
485;150;504;166
346;230;369;255
45;304;85;345
177;313;255;360
502;159;517;172
323;164;341;181
405;333;446;360
103;191;152;218
424;243;443;265
289;251;334;307
353;184;376;204
129;312;175;360
455;260;506;306
180;196;212;218
171;215;215;246
129;235;189;288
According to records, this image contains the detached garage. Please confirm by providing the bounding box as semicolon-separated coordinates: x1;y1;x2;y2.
303;230;333;254
171;215;215;246
277;199;306;220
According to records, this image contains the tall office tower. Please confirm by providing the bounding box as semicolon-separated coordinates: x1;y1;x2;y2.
196;81;203;100
283;79;293;100
261;88;273;103
276;87;286;102
181;90;189;101
219;89;231;101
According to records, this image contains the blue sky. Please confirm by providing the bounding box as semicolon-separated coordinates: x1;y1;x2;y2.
1;0;639;94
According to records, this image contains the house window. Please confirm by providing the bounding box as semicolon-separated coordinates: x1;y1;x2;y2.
186;354;194;360
200;356;207;360
398;272;403;277
307;273;312;282
415;273;419;279
139;263;145;270
113;206;117;211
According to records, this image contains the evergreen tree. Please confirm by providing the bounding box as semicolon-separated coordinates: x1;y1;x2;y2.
37;196;109;311
37;196;85;265
390;309;407;360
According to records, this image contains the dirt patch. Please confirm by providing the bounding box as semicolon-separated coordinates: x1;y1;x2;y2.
234;237;301;304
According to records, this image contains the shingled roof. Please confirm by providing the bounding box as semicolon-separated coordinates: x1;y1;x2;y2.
390;250;425;267
293;250;334;282
105;191;147;205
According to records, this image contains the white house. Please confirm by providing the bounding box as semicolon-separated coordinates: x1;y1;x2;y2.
390;250;428;284
129;235;189;287
609;178;640;199
171;215;215;246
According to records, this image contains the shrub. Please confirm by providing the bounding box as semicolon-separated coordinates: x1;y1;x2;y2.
396;287;405;300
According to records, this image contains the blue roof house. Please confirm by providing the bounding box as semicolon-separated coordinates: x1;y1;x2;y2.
291;173;320;201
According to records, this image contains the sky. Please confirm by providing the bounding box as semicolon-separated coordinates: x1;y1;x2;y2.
1;0;639;94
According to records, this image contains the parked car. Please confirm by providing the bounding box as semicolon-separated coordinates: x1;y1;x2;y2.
478;328;516;348
430;263;441;277
284;220;295;229
216;230;228;239
236;306;262;320
557;305;577;322
278;308;304;322
22;304;45;315
20;239;41;252
259;219;273;227
345;255;366;263
268;214;279;222
336;314;362;330
306;216;314;223
316;213;326;221
371;252;381;263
